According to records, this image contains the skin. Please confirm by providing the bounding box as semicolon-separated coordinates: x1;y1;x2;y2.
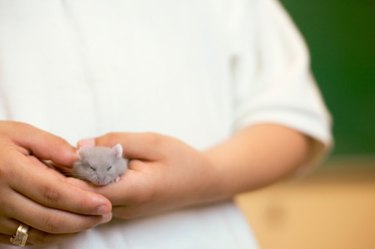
0;121;320;246
70;123;319;220
0;121;112;247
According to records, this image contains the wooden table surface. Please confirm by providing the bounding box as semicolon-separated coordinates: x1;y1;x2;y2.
236;158;375;249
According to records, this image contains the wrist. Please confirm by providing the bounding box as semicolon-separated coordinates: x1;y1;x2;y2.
199;150;232;202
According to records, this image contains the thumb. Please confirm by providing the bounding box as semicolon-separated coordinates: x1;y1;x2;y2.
79;132;163;160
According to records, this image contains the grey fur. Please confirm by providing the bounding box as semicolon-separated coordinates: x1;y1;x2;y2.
73;144;128;186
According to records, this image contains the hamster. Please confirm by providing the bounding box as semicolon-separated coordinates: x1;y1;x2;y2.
73;144;128;186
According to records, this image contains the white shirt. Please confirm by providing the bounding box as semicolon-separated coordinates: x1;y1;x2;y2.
0;0;331;248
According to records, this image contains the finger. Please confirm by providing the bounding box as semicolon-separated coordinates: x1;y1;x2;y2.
10;154;112;216
3;121;77;166
92;132;165;160
6;191;112;234
66;174;132;206
0;218;75;246
90;163;153;206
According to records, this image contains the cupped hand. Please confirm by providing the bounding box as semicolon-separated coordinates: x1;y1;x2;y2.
0;121;112;246
73;132;222;219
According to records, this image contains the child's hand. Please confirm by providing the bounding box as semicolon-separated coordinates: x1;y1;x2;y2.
74;132;222;219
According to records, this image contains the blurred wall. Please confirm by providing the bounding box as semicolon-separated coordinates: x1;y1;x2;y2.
279;0;375;157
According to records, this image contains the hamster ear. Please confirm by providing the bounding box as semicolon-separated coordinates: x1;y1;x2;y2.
77;146;91;159
112;144;123;159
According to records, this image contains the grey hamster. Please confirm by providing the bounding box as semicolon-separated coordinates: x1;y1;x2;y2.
73;144;128;186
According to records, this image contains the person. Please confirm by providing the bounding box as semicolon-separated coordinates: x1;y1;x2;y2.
0;0;332;248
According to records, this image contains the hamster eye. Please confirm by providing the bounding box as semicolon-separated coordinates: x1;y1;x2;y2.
107;166;112;171
89;166;97;171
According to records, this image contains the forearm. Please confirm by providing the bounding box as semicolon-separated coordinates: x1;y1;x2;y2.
86;127;318;218
204;123;315;199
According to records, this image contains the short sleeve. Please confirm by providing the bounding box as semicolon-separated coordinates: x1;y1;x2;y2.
234;0;332;146
230;0;333;169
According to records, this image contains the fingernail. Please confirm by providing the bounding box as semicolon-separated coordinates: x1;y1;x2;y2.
97;204;111;215
78;138;95;148
101;213;113;223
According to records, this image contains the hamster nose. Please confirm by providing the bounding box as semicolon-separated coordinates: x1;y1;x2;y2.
98;177;108;185
96;180;106;186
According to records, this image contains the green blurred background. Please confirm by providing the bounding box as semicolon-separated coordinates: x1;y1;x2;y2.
279;1;375;158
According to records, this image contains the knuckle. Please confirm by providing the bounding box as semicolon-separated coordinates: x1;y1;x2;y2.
42;214;62;233
41;184;61;204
